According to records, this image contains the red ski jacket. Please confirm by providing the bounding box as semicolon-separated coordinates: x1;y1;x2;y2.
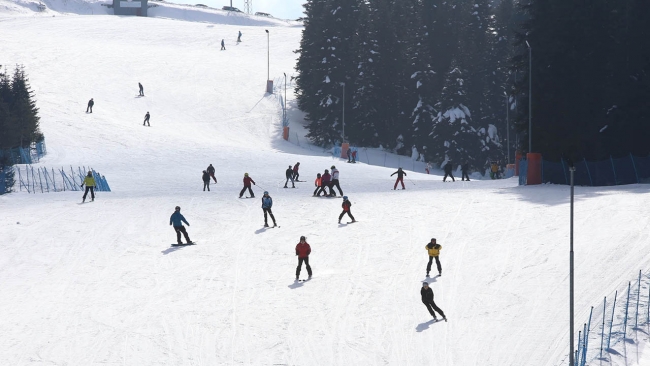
342;200;352;212
295;242;311;258
243;176;255;187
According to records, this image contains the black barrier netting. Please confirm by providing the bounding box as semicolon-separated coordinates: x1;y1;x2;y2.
572;160;593;186
542;160;567;184
587;160;617;186
612;156;638;185
633;156;650;184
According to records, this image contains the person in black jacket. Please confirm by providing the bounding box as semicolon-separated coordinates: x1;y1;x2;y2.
461;161;470;181
284;165;295;188
443;162;455;182
421;282;447;321
207;164;217;183
391;167;407;190
202;170;211;191
138;82;144;96
86;98;94;113
221;39;226;50
143;112;150;126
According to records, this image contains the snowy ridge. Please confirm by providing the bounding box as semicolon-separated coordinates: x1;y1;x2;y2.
1;13;650;366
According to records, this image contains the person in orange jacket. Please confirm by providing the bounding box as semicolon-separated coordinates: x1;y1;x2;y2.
338;196;356;224
239;173;256;198
313;173;323;196
295;235;312;280
425;238;442;277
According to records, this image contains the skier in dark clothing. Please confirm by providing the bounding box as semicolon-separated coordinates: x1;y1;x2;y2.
261;191;277;227
425;238;443;277
461;161;470;181
239;173;255;198
86;98;94;113
319;169;331;196
295;236;312;280
347;148;352;163
202;170;211;191
284;165;295;188
338;196;356;224
221;39;226;50
330;165;343;196
143;112;150;126
170;206;192;245
207;164;217;183
391;167;407;190
313;173;323;196
292;162;300;181
421;282;446;321
237;31;242;42
138;82;144;96
443;162;455;182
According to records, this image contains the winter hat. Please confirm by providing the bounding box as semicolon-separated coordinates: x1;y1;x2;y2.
263;191;269;195
175;206;180;211
422;282;429;286
245;173;249;176
289;165;292;168
342;196;348;200
331;165;336;169
300;236;306;241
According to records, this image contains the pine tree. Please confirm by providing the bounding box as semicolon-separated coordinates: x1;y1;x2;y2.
10;66;42;148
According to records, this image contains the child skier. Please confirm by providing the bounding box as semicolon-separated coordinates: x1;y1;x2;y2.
320;169;332;196
169;206;192;245
284;165;295;188
295;235;312;280
338;196;356;224
391;167;407;190
202;170;211;191
239;173;256;198
261;191;277;227
421;282;447;321
313;173;322;196
80;171;96;202
425;238;443;277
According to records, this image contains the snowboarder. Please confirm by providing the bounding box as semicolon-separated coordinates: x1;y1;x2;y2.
261;191;277;227
295;235;312;280
391;167;407;190
80;171;95;202
170;206;192;245
320;169;332;196
425;162;432;175
221;39;226;50
425;238;442;277
239;173;255;198
461;161;470;181
284;165;295;188
443;162;455;182
338;196;356;224
421;282;446;321
237;31;242;42
330;165;343;196
138;82;144;96
313;173;323;196
347;148;352;163
143;112;150;126
292;162;300;181
86;98;94;113
207;164;217;183
202;170;211;191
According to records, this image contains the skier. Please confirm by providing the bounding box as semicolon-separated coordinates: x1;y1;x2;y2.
80;171;95;202
284;165;295;188
295;235;312;280
330;165;343;196
207;164;217;183
138;82;144;96
391;167;407;190
202;170;211;191
221;39;226;50
443;162;455;182
425;162;432;175
313;173;323;196
490;161;498;179
261;191;277;227
351;150;357;163
421;282;447;321
461;161;470;181
320;169;332;196
86;98;94;113
425;238;442;277
292;162;300;181
237;30;242;42
347;148;352;163
338;196;356;224
169;206;192;245
143;111;150;126
239;173;255;198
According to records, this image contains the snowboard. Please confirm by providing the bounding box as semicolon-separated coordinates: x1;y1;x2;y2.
172;242;196;246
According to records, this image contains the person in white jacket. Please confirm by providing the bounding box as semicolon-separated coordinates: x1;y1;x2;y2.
330;165;343;196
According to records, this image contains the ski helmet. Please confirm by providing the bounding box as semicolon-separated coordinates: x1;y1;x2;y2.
289;165;292;168
343;196;348;200
422;282;429;286
331;165;335;169
264;191;269;195
175;206;180;211
244;173;249;176
300;235;306;241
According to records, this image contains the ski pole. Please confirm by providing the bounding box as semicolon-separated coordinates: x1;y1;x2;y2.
407;176;416;186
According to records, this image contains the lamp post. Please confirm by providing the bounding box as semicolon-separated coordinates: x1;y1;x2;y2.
569;163;576;366
526;40;532;153
504;91;510;164
265;30;272;93
283;72;287;124
341;82;345;142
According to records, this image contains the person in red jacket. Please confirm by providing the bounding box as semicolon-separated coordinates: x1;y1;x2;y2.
292;162;300;181
338;196;356;224
391;167;407;190
239;173;256;198
295;236;312;280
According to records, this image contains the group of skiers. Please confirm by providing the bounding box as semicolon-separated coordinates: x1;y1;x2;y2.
85;83;149;125
285;162;300;188
313;165;344;197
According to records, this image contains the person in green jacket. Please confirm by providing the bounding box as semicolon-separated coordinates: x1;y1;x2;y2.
81;171;96;202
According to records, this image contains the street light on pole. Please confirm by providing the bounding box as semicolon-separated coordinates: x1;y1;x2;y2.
283;72;287;124
265;30;272;93
504;91;510;164
341;82;345;143
569;162;576;366
526;40;532;153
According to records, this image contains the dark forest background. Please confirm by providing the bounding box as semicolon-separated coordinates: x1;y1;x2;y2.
294;0;650;170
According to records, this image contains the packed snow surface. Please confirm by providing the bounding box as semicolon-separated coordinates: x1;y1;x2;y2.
1;11;650;366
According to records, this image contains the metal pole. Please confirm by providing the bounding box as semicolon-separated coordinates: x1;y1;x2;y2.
636;270;641;328
600;296;606;359
607;290;617;349
570;165;575;366
283;72;287;124
526;40;532;153
342;82;345;142
505;92;510;164
265;30;269;81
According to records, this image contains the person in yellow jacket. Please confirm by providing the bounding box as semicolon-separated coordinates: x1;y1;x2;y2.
81;171;96;203
425;238;442;277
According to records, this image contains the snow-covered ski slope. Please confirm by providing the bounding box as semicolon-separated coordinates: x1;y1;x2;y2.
1;11;650;366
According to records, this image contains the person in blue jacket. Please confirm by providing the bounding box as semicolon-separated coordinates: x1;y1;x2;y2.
261;191;277;227
170;206;192;244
